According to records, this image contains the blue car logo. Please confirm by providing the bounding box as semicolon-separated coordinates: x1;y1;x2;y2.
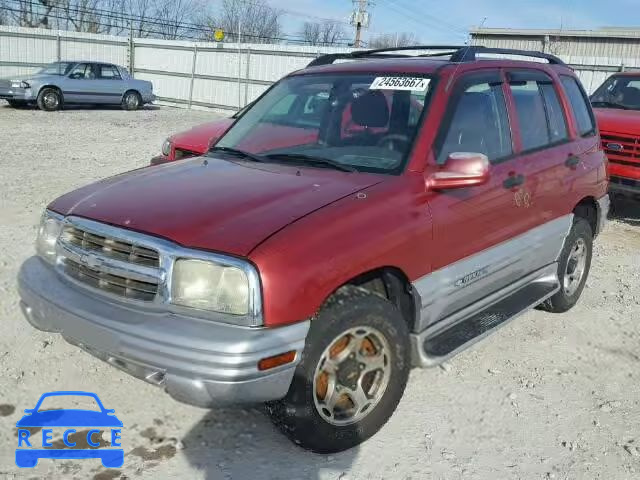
15;391;123;468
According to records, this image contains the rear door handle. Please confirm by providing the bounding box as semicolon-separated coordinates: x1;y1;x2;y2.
503;174;525;189
566;155;581;168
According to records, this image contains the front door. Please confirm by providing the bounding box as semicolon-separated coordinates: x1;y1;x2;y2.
417;71;534;327
62;63;100;104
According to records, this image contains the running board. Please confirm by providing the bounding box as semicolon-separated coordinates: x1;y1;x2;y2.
410;270;560;367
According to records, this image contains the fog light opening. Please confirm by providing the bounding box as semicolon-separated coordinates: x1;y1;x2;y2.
258;351;297;371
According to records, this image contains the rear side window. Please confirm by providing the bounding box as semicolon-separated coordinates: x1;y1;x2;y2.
437;81;512;164
561;76;596;136
540;84;568;143
98;65;122;80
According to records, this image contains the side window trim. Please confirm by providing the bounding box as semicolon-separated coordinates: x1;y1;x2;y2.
433;70;513;165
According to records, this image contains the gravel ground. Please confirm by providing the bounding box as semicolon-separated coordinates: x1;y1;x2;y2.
0;104;639;480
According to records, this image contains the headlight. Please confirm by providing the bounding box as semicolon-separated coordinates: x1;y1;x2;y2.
36;210;63;264
10;81;29;89
171;259;250;316
161;139;172;157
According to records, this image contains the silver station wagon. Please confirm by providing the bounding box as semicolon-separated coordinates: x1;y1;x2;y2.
0;61;155;111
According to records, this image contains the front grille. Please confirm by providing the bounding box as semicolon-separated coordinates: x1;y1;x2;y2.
62;225;159;268
58;223;161;302
601;132;640;165
64;257;158;302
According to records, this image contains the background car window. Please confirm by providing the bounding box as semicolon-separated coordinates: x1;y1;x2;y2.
437;81;512;164
510;81;551;151
561;76;596;136
539;83;568;143
98;64;122;80
69;63;95;80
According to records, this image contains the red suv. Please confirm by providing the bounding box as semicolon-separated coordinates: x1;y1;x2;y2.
591;73;640;198
18;46;609;453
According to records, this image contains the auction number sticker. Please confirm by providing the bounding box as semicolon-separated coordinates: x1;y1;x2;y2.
370;76;430;91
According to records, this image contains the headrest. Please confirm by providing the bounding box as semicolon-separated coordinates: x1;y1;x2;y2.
351;90;390;128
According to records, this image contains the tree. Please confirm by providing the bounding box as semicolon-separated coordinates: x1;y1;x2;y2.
204;0;282;44
369;32;419;49
300;21;346;46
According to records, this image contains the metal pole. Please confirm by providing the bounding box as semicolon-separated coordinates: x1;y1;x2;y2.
189;45;198;109
237;6;243;110
128;24;135;75
56;32;61;62
244;49;251;107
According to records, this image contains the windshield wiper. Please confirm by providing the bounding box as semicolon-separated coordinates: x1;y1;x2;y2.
591;100;630;110
263;153;357;172
209;146;266;163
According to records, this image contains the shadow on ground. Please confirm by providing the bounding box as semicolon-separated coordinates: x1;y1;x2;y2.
610;195;640;226
1;103;160;112
180;407;356;480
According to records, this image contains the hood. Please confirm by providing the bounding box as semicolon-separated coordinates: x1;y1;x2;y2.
594;107;640;135
171;118;235;154
49;157;383;256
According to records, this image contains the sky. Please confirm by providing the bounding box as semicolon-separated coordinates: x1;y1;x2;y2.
268;0;640;45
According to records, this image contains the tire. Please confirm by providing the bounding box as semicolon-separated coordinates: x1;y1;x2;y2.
266;286;411;453
37;88;62;111
540;217;593;313
121;90;141;111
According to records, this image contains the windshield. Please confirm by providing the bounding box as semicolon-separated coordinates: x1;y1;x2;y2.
214;73;432;174
38;62;75;76
591;75;640;110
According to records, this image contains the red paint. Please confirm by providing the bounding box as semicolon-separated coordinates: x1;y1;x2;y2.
49;57;607;327
152;118;234;164
595;108;640;181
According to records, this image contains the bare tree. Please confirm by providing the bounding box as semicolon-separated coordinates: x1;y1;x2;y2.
205;0;282;43
153;0;201;39
369;32;419;49
300;20;346;46
0;1;7;25
8;0;62;28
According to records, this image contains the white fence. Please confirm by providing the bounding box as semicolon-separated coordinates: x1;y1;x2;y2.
0;25;351;112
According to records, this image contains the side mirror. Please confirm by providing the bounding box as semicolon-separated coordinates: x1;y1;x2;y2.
427;152;490;190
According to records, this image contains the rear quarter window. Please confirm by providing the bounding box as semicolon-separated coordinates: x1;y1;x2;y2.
560;76;596;137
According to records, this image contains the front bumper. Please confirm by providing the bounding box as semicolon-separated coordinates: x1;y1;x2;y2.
18;256;309;407
596;193;610;235
609;176;640;197
0;86;33;101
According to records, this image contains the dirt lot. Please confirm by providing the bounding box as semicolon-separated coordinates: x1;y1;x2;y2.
0;104;639;480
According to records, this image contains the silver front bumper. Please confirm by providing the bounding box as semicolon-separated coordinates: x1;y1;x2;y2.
18;256;309;407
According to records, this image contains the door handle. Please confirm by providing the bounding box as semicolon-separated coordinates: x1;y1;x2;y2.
566;155;581;168
503;174;525;189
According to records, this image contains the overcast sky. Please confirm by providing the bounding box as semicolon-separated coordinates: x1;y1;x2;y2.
269;0;640;44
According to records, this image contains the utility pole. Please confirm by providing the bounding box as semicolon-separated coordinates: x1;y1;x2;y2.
351;0;372;48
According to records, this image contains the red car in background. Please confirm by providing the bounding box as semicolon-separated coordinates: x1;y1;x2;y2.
591;73;640;199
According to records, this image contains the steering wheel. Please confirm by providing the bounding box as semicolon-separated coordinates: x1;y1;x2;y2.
377;134;410;151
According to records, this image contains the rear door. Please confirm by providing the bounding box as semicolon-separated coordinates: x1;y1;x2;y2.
504;69;574;225
94;64;127;104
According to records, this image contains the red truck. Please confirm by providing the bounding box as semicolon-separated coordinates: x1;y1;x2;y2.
19;46;609;453
591;73;640;199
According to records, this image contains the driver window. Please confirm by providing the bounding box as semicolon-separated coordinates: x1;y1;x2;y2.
68;63;92;80
437;80;512;164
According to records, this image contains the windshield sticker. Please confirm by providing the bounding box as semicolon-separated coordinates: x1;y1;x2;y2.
370;77;430;91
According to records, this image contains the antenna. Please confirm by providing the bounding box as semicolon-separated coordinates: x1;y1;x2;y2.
447;16;487;90
351;0;373;48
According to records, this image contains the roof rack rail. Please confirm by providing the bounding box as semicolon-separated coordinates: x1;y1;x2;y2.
307;45;467;67
449;46;566;65
307;45;567;68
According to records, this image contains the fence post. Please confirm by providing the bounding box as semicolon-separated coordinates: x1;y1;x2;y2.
56;32;61;62
244;49;251;107
128;27;135;76
189;44;198;109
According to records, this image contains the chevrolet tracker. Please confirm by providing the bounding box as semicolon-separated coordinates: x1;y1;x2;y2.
18;46;609;453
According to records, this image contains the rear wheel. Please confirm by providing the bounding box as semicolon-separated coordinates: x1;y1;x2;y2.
122;90;141;110
266;286;410;453
37;88;62;111
540;217;593;313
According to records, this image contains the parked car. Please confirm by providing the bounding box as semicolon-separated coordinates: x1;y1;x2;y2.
18;46;609;453
0;61;155;111
591;73;640;199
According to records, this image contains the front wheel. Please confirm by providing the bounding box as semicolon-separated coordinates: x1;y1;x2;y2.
121;91;141;110
266;286;410;453
37;88;62;111
540;217;593;313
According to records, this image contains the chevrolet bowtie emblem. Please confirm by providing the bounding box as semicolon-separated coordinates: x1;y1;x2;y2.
80;254;103;269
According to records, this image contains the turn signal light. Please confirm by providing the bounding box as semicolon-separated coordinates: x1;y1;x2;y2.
258;351;296;371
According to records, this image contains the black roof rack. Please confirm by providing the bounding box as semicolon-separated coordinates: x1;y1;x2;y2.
307;45;566;68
